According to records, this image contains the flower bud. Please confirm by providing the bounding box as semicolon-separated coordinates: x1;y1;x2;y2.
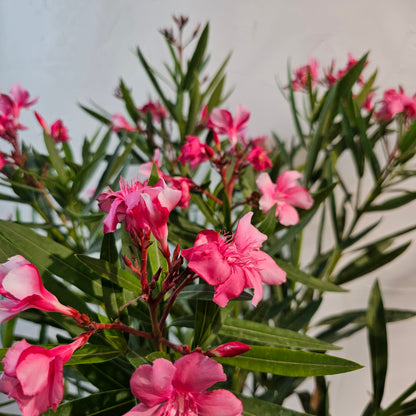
207;342;250;357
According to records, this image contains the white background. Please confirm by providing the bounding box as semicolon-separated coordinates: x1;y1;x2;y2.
1;1;416;415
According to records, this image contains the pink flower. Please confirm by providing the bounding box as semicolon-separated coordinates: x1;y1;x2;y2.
374;87;416;121
0;153;5;170
208;105;250;147
256;171;314;226
111;114;136;132
0;84;37;139
247;145;272;171
292;58;319;91
169;176;193;209
182;212;286;307
34;112;70;143
139;100;168;123
178;136;214;169
124;353;243;416
0;255;79;323
97;177;181;255
0;334;89;416
207;342;251;358
325;54;367;86
362;92;376;112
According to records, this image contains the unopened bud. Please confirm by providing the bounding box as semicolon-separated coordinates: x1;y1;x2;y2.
206;342;250;358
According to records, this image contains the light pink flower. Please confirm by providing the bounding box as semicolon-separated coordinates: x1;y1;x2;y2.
178;136;214;169
124;353;243;416
139;100;168;123
111;114;136;132
0;334;89;416
292;58;319;91
34;112;70;143
256;171;314;226
0;255;79;323
97;177;181;255
182;212;286;307
207;342;251;358
247;146;272;171
208;105;250;147
9;84;38;114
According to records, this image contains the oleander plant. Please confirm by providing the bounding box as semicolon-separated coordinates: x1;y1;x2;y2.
0;16;415;416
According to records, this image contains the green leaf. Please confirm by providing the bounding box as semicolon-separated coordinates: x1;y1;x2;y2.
43;131;69;183
335;241;411;284
177;284;252;301
217;345;362;377
43;389;134;416
368;192;416;211
182;23;209;91
192;299;221;349
184;75;201;135
147;162;160;186
276;259;347;293
219;317;339;351
399;118;416;153
257;204;277;236
0;220;103;303
240;396;313;416
67;344;121;365
367;280;388;411
287;63;305;146
119;78;140;123
79;104;112;125
136;46;175;117
76;254;140;294
354;69;377;108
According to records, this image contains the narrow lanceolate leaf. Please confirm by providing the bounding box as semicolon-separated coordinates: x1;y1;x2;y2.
76;254;140;294
43;389;134;416
216;346;362;377
240;396;313;416
219;318;340;351
67;344;121;365
287;63;305;147
0;221;103;302
276;259;347;293
367;192;416;211
177;284;252;301
399;118;416;153
182;23;209;90
43;131;69;183
335;241;411;284
367;280;388;412
119;78;140;123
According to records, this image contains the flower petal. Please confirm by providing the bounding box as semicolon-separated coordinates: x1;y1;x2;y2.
212;268;247;307
234;212;266;253
172;353;226;393
130;358;175;407
277;202;300;226
2;264;43;299
196;390;243;416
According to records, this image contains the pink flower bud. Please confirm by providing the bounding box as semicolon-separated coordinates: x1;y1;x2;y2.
0;255;80;322
207;342;251;357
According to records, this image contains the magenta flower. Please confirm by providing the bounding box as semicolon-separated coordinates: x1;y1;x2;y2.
0;334;89;416
247;145;272;171
256;171;314;226
292;58;319;91
97;177;181;255
208;105;250;147
34;112;70;143
0;153;5;170
178;135;214;169
111;114;136;132
139;100;168;122
124;353;243;416
0;255;79;323
182;212;286;307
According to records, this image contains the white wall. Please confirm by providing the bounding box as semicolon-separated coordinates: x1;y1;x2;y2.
1;1;416;415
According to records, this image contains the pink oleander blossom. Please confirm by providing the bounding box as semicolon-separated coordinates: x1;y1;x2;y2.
124;353;243;416
139;100;168;123
34;112;70;143
182;212;286;307
0;255;79;323
0;153;5;170
178;135;214;169
256;171;314;226
208;105;250;147
292;58;319;91
0;334;90;416
325;53;366;86
97;177;181;254
247;146;272;171
374;87;416;121
111;114;136;132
